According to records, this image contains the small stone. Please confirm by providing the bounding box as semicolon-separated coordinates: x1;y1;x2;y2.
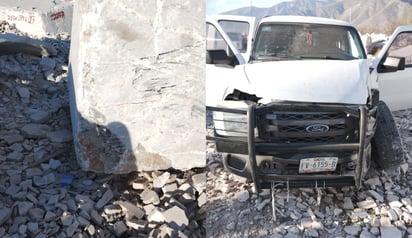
389;201;404;208
87;224;96;236
66;199;77;211
17;202;34;216
30;110;50;123
114;221;128;236
343;197;354;210
125;218;147;230
360;230;375;238
44;211;57;222
82;179;93;186
29;208;45;221
17;87;30;99
400;163;409;174
147;208;164;223
191;173;206;193
25;168;43;178
301;218;312;228
40;56;56;71
27;222;39;233
46;129;73;143
103;204;121;215
0;207;14;225
354;210;369;219
334;208;343;216
311;221;324;230
370;227;380;235
90;210;104;226
236;190;250;202
153;172;170;188
364;177;382;187
357;200;377;209
255;198;270;211
306;228;318;237
388;209;399;221
140;188;160;205
18;224;27;235
21;124;52;139
6;151;23;161
344;225;361;235
163;206;189;230
162;183;178;194
380;226;402;238
95;189;114;210
47;194;60;205
386;194;399;203
66;220;79;237
380;217;392;227
33;173;55;186
3;134;24;144
61;213;74;226
114;200;145;220
77;215;89;227
197;192;207;207
368;190;384;203
132;182;145;190
401;198;411;206
49;159;61;169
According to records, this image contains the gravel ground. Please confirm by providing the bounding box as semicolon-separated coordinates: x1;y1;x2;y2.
205;110;412;238
0;22;206;238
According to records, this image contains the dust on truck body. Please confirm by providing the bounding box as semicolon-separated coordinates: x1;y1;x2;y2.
206;15;409;192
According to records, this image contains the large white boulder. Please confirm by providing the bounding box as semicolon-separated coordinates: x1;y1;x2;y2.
68;0;205;173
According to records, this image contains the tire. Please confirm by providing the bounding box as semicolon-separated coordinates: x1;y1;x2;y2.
371;101;404;169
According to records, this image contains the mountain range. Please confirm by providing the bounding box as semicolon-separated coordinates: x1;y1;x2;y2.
222;0;412;33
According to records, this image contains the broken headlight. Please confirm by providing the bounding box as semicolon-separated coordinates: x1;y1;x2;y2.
212;101;249;137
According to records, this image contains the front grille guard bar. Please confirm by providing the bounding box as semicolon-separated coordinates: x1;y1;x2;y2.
206;103;367;193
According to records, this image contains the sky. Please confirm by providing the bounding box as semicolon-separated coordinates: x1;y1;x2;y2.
206;0;291;16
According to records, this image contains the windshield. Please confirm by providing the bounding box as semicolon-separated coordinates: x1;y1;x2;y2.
251;23;366;61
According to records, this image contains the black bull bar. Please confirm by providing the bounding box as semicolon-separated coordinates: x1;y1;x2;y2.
206;103;368;193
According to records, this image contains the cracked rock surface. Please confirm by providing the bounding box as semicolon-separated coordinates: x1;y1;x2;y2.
206;110;412;238
0;22;205;237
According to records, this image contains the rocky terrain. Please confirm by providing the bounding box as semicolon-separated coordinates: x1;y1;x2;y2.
0;21;206;237
205;109;412;238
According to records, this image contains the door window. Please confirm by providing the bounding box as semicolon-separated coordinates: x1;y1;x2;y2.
217;20;250;53
386;32;412;67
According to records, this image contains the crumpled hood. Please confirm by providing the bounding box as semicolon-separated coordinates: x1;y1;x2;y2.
243;60;369;104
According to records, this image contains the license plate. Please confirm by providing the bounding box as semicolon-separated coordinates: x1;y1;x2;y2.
299;157;338;173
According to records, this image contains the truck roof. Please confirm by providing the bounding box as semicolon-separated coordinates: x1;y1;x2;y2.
259;15;353;27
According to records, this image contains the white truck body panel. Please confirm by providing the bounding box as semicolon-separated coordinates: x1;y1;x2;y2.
207;15;412;111
244;59;369;104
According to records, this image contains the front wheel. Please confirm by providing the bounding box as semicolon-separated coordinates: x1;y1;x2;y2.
371;101;404;169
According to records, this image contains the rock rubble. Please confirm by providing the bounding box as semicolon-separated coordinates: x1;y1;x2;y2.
0;22;205;237
206;109;412;237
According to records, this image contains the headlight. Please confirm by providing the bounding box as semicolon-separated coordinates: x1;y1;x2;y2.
212;101;249;137
213;111;248;136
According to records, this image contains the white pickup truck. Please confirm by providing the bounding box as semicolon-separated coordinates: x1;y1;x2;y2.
206;15;412;192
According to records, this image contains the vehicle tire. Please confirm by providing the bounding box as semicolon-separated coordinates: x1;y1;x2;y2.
371;101;404;168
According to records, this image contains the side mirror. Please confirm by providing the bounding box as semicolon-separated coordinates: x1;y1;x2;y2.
378;56;405;73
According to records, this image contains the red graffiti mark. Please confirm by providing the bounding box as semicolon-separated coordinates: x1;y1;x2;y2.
7;15;35;24
50;11;65;21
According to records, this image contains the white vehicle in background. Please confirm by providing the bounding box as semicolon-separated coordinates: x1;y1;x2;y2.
206;15;411;192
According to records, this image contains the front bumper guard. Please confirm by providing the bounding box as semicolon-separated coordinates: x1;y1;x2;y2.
207;103;368;193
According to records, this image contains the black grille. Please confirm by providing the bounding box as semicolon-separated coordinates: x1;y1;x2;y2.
256;109;359;143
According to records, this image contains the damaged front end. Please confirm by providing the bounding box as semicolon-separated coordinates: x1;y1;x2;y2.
207;93;377;192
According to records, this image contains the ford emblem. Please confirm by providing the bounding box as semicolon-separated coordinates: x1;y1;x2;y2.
306;124;329;133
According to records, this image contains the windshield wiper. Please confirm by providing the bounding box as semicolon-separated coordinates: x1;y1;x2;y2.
296;55;347;60
253;53;300;61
